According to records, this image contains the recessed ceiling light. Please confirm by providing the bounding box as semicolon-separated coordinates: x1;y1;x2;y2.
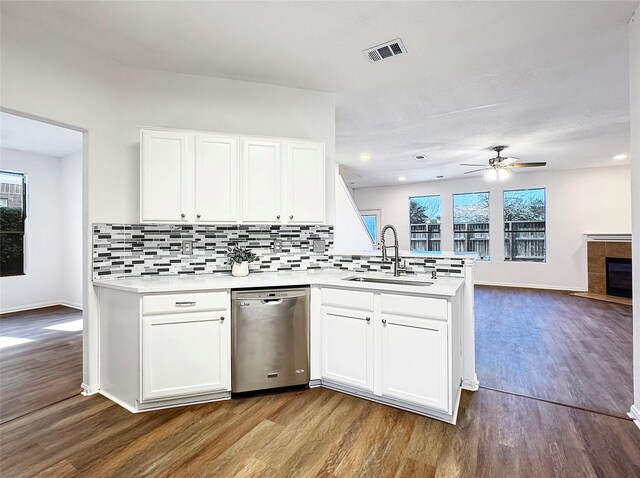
613;154;628;160
360;153;371;160
398;176;406;181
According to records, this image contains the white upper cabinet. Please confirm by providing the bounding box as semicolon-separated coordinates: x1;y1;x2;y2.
194;135;239;223
140;128;326;224
284;141;325;224
141;130;190;222
241;138;282;223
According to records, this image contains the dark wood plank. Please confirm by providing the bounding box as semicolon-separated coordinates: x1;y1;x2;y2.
0;306;83;423
475;286;633;416
1;388;640;477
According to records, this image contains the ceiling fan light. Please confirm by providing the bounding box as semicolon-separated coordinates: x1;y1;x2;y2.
498;168;511;180
485;169;498;181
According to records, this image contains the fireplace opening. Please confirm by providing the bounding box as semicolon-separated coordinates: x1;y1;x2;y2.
605;257;632;298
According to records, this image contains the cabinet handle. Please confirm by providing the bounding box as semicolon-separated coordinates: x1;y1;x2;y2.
181;213;186;219
290;215;294;220
277;215;281;220
220;316;225;322
366;316;371;322
382;319;387;325
196;214;201;219
175;301;196;307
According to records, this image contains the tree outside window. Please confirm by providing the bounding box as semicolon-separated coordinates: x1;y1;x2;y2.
409;196;441;252
504;188;546;262
0;171;27;276
453;192;490;260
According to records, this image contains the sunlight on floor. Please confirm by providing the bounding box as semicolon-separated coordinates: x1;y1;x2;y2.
0;336;34;349
44;319;83;332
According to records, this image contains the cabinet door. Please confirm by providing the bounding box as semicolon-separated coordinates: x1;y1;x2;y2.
381;314;449;412
194;135;239;223
321;306;374;391
241;138;282;223
141;130;189;222
284;141;325;223
142;311;230;401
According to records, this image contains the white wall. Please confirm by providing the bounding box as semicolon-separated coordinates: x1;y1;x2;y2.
353;165;631;291
59;151;83;308
629;6;640;425
0;12;336;391
334;171;375;251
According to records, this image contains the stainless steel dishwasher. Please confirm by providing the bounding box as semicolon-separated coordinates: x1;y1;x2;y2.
231;288;309;393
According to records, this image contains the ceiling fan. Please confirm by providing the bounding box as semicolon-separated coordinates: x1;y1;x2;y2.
461;146;547;180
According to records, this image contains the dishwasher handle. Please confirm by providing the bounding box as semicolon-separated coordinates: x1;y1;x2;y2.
261;298;283;304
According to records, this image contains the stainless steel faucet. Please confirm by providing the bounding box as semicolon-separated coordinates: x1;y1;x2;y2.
380;224;406;277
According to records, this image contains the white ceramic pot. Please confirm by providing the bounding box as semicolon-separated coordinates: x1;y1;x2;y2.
231;261;249;277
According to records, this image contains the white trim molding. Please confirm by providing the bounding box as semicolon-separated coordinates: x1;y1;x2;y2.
629;405;640;430
584;233;632;242
81;382;100;395
474;281;584;292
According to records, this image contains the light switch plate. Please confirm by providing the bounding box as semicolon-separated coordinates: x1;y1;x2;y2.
313;240;326;253
182;240;193;255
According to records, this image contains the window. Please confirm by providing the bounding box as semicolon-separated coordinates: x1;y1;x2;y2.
504;188;546;262
360;209;381;244
409;195;441;252
0;171;27;276
453;192;490;260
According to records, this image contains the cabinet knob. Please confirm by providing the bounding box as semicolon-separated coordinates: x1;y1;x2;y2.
382;319;387;325
220;316;225;322
181;213;186;218
366;317;371;322
289;215;294;220
277;215;281;220
196;214;201;219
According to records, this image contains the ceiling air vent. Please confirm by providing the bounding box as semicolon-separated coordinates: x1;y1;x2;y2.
364;38;407;63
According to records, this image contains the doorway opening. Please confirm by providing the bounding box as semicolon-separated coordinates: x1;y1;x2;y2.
0;111;84;423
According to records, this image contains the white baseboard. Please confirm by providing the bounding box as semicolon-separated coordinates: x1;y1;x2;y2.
629;404;640;430
81;383;100;395
462;374;480;392
474;281;585;292
1;300;83;315
59;301;83;310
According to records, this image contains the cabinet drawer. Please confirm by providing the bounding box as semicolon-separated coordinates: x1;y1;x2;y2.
142;291;228;315
381;294;448;320
321;287;373;311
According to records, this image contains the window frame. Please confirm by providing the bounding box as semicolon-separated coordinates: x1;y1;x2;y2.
359;209;382;246
408;195;442;253
452;191;490;261
503;187;547;263
0;170;28;277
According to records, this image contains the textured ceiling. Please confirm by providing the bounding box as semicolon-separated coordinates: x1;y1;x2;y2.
1;1;636;187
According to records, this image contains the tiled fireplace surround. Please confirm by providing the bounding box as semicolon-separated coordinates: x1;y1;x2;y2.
92;224;466;281
587;240;632;295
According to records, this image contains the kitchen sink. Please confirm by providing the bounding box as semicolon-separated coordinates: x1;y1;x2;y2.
343;276;434;287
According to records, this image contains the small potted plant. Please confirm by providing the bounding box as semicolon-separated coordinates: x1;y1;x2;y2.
226;246;258;277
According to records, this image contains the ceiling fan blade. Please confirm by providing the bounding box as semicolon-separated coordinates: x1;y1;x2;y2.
509;162;546;168
460;163;488;166
464;168;489;174
501;157;518;166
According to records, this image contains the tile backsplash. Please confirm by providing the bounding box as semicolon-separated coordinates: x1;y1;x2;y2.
93;223;466;280
93;223;333;279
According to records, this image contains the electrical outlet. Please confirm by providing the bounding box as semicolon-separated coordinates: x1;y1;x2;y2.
272;238;283;253
313;240;326;253
182;240;193;255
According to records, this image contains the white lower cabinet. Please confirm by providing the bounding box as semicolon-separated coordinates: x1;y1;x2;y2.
320;288;457;419
142;311;230;401
380;313;449;412
321;306;374;391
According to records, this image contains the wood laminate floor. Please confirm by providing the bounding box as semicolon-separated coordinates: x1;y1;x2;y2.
475;286;633;417
0;306;83;423
1;387;640;477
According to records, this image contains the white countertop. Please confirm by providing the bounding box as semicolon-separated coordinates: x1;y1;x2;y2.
93;269;464;297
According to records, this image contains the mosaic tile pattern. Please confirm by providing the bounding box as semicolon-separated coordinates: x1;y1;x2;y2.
92;223;466;280
93;224;333;279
